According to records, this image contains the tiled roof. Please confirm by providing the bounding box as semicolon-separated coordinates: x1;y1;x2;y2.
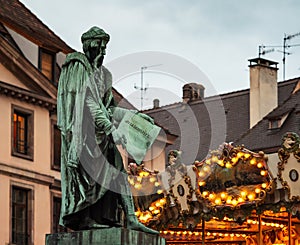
0;23;22;52
145;78;299;163
113;87;136;110
0;0;73;53
235;87;300;152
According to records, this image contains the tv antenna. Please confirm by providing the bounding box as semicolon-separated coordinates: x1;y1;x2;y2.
134;64;162;110
281;32;300;81
258;45;275;58
258;31;300;81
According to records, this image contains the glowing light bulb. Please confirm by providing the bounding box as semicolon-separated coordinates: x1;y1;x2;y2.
244;153;251;159
248;193;255;201
225;162;233;168
226;198;232;204
250;159;256;165
262;183;267;189
199;171;205;177
209;193;215;200
160;199;166;205
257;162;263;168
212;156;219;162
231;157;238;164
260;170;267;176
202;191;209;197
215;198;222;205
199;181;206;186
255;188;261;194
221;192;227;199
241;191;247;197
218;160;224;166
237;152;244;158
232;199;238;206
205;159;211;165
149;177;156;183
157;189;163;194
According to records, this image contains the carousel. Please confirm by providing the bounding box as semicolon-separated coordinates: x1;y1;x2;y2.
128;132;300;245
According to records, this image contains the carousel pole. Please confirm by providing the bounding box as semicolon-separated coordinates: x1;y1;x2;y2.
202;217;205;245
258;214;263;245
288;212;292;245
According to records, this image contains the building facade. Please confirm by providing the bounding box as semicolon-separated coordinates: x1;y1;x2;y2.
0;1;72;244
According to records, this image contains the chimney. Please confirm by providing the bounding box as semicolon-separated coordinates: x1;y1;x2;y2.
153;98;160;108
182;83;205;103
248;57;278;127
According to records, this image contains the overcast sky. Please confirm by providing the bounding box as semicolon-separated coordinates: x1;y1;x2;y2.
20;0;300;109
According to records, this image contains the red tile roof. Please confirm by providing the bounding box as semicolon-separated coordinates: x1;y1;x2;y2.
0;0;73;53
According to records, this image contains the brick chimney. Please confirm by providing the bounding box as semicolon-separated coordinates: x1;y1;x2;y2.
153;98;160;108
182;83;205;103
248;57;278;127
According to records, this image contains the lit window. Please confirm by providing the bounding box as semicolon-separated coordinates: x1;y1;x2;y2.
12;106;34;160
39;48;55;83
13;112;27;154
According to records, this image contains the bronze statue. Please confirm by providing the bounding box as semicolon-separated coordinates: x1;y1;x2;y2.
57;26;158;234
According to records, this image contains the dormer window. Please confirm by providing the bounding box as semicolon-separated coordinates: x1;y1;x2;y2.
269;119;281;129
268;112;290;130
39;48;56;83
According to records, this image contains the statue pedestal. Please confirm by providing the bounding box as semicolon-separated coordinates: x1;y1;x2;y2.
46;227;165;245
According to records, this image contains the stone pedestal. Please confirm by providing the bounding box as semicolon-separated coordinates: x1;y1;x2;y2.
46;227;165;245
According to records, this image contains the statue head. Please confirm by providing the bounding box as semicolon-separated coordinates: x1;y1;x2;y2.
81;26;110;66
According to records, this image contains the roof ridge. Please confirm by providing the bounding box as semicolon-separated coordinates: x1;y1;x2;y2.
144;77;300;112
17;0;73;52
0;0;74;53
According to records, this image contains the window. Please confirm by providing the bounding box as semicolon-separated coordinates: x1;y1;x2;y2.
269;119;280;129
52;196;67;233
51;121;61;170
12;106;34;160
39;48;56;83
268;113;290;130
11;186;32;245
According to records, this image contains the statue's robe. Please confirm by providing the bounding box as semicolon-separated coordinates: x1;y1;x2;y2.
57;52;127;230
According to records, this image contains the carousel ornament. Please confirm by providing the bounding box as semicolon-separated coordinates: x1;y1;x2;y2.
277;132;300;201
128;143;275;230
194;143;273;214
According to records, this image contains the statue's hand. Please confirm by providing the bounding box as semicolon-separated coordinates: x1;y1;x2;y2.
138;113;154;124
111;127;127;147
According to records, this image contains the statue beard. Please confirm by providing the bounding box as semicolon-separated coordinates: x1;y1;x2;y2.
88;48;104;68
